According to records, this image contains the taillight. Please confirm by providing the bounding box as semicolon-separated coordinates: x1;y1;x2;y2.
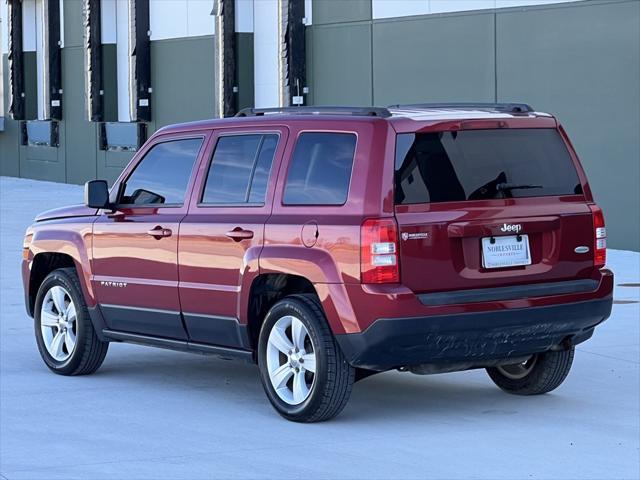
361;218;400;284
589;205;606;267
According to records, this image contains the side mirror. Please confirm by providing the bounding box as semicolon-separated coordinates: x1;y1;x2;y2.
84;180;111;209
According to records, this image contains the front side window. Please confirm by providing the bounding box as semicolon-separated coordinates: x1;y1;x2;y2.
120;138;203;206
283;132;357;205
201;134;278;205
394;128;582;205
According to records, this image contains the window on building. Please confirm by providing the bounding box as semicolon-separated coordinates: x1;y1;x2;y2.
283;132;357;205
120;138;203;206
201;134;279;205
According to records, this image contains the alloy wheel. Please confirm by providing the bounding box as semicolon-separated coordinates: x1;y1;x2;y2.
266;315;317;405
496;355;537;380
40;285;77;362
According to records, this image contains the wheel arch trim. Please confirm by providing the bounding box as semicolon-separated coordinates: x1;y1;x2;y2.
26;228;95;315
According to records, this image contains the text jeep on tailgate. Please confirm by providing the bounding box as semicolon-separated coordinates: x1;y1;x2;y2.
22;103;613;422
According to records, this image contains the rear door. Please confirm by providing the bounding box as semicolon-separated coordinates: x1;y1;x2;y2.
178;127;287;347
393;127;595;294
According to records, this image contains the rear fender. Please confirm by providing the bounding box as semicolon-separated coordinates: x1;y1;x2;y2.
258;245;360;334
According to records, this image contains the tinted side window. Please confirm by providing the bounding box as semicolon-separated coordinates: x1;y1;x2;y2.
121;138;202;205
249;135;278;203
201;134;278;204
283;132;356;205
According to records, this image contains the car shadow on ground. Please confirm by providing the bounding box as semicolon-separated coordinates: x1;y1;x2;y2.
86;345;557;424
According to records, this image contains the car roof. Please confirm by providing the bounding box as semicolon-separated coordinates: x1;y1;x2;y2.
155;104;554;135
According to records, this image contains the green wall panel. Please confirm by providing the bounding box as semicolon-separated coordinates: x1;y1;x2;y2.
372;13;495;105
150;36;215;128
236;33;254;111
305;28;314;105
63;47;97;184
309;23;372;106
23;52;37;120
102;44;118;122
19;51;66;182
63;0;84;48
0;55;20;177
19;144;65;183
97;148;134;186
497;0;640;251
313;0;371;25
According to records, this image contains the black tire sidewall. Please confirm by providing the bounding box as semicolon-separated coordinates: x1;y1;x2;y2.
34;269;89;374
257;297;331;420
487;348;574;395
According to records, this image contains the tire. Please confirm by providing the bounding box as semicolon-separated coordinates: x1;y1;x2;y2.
34;268;109;375
486;348;575;395
257;294;355;422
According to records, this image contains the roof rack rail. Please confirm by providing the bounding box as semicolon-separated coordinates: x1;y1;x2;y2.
235;106;392;118
387;102;534;113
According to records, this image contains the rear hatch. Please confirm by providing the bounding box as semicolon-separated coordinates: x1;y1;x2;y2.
393;126;595;294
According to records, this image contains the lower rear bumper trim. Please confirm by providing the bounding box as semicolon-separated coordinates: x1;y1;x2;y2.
418;279;599;306
336;297;613;371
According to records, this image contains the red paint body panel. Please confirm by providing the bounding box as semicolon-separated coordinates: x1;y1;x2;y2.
23;219;96;308
35;204;98;222
341;268;613;333
21;108;614;362
177;126;289;339
395;196;596;295
91;209;184;311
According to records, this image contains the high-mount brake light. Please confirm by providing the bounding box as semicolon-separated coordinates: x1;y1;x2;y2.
361;218;400;283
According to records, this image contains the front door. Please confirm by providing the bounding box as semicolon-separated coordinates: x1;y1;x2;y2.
92;133;208;339
178;127;287;347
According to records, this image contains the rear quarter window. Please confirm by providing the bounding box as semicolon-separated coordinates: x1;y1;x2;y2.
395;128;582;205
283;132;357;205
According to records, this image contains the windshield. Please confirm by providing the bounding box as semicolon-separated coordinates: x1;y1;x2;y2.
394;128;582;204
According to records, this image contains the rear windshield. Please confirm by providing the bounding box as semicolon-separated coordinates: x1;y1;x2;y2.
394;128;582;205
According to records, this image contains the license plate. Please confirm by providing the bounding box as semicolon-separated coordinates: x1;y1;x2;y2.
481;234;531;269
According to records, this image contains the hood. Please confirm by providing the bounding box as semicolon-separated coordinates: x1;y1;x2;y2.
35;204;98;222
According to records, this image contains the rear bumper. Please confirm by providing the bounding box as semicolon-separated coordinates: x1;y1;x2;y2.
335;272;614;371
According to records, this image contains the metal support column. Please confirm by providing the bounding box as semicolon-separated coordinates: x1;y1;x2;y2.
213;0;237;118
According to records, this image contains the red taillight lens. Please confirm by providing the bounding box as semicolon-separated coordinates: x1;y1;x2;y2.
589;205;607;267
361;218;400;284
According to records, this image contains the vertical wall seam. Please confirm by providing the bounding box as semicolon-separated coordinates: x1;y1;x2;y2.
370;20;374;105
370;0;373;105
494;11;497;102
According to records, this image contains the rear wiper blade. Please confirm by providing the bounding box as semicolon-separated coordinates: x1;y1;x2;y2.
496;183;543;191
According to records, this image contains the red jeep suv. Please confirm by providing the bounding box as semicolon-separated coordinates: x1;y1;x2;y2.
22;104;614;422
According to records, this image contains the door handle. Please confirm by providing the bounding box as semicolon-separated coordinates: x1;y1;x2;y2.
225;228;254;241
147;226;173;239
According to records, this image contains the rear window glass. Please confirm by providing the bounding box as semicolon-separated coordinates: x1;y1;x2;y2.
283;132;356;205
394;129;582;205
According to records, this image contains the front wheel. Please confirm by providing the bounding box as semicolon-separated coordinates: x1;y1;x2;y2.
34;268;109;375
486;348;575;395
257;294;355;422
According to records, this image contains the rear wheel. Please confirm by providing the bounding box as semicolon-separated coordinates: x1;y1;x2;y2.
486;348;575;395
34;268;109;375
257;294;355;422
